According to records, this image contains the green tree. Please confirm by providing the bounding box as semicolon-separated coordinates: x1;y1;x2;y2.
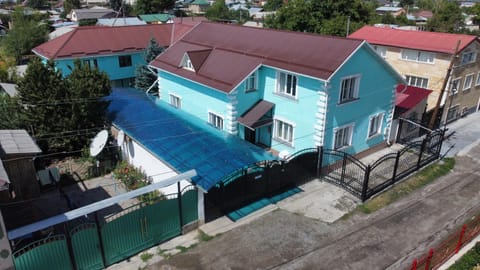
17;58;111;151
0;95;23;129
110;0;122;11
135;38;164;92
426;0;463;33
205;0;230;21
263;0;283;11
417;0;435;11
2;8;49;64
63;60;111;151
63;0;81;17
27;0;47;9
134;0;175;14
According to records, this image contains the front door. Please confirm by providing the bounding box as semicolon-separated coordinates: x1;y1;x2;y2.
245;127;256;144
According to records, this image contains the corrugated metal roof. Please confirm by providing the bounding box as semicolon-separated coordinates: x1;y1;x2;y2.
238;100;274;129
33;24;194;59
139;13;175;23
349;26;478;54
0;130;41;156
151;22;363;93
97;17;147;26
395;84;432;110
72;8;115;20
0;160;9;185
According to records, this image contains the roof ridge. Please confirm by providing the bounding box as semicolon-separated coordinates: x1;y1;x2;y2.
363;25;477;38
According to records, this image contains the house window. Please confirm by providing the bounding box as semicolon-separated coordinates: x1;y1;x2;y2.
245;72;257;92
276;72;297;98
401;49;434;63
93;59;98;68
274;119;294;145
405;75;429;88
461;51;477;65
463;74;474;90
476;73;480;86
450;78;461;95
374;45;387;58
83;59;98;68
446;105;459;122
334;124;353;150
339;75;360;103
119;55;132;67
169;94;181;109
368;113;383;138
208;112;223;130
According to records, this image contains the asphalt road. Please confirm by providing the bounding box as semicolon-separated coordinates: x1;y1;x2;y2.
151;116;480;270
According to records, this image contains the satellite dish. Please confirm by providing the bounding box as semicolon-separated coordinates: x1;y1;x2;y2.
89;130;109;157
279;150;290;160
117;130;125;146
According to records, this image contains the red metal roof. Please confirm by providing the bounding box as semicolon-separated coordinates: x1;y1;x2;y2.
151;22;363;93
349;26;478;54
33;24;193;59
395;84;432;110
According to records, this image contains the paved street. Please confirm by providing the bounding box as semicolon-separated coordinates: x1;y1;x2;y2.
148;113;480;270
441;112;480;158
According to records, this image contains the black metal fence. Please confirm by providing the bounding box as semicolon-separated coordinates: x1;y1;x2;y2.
206;129;445;219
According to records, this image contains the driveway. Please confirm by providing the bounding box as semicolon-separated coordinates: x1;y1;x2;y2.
150;125;480;269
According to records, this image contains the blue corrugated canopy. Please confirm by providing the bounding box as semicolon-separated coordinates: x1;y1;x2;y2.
108;88;276;191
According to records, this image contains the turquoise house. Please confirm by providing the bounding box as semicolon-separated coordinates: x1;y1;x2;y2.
150;22;404;157
32;24;193;87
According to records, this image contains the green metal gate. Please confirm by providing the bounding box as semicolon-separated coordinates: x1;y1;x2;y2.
13;235;73;270
181;187;198;225
144;196;181;243
70;223;104;270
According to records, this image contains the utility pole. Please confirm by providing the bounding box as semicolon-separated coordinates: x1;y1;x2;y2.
428;40;461;130
346;16;351;37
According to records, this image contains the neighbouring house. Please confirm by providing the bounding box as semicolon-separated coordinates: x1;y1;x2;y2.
32;24;194;87
392;84;432;142
138;13;175;24
149;22;403;158
69;7;116;22
0;130;42;202
349;26;480;125
188;0;210;14
96;17;147;26
375;6;406;17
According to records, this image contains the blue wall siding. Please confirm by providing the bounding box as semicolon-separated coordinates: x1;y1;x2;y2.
261;67;324;154
159;71;230;131
49;52;145;80
324;45;396;155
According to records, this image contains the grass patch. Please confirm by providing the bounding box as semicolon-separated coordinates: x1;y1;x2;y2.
448;242;480;270
358;158;455;214
197;230;214;242
140;252;153;262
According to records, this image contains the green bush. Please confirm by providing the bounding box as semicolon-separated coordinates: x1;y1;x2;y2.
448;242;480;270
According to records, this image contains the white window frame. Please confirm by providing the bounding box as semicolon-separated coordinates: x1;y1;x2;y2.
476;72;480;86
405;75;429;88
275;72;298;99
463;73;474;90
367;113;384;139
450;78;461;95
461;51;477;65
245;71;257;92
273;118;295;146
208;111;223;130
400;49;435;64
339;75;360;104
169;93;182;109
333;123;354;150
374;45;387;58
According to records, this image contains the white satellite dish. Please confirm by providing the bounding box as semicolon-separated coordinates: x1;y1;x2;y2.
89;130;109;157
117;130;125;146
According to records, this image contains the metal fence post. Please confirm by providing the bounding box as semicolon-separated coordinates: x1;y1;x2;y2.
424;248;434;270
341;152;347;183
417;138;428;169
316;146;323;178
455;224;467;254
391;152;400;185
177;182;184;228
361;165;371;202
94;212;108;267
410;259;417;270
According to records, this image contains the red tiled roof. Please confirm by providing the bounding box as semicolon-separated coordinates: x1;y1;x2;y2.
349;26;478;54
395;84;432;110
151;22;364;93
33;24;194;59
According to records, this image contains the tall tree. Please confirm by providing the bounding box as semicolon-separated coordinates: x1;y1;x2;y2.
110;0;122;12
135;38;164;92
63;0;81;17
426;0;463;33
0;95;23;129
2;8;49;64
134;0;175;14
263;0;283;11
205;0;230;21
16;58;111;151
